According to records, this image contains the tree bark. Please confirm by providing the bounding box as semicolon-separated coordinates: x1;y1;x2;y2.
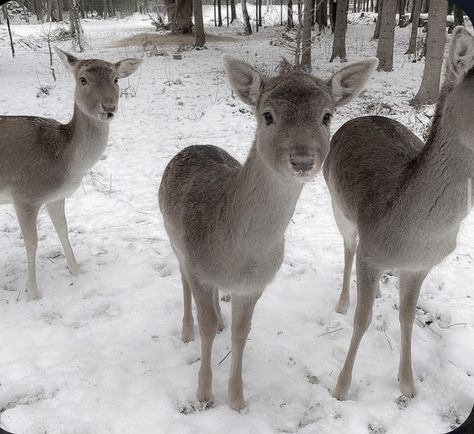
376;0;397;70
330;0;348;62
287;0;294;28
301;0;313;70
241;0;252;34
193;0;205;47
411;0;448;106
2;4;15;57
166;0;193;33
230;0;236;22
406;0;422;54
217;0;222;26
373;0;383;39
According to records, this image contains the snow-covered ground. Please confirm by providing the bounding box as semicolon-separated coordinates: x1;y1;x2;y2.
0;8;473;434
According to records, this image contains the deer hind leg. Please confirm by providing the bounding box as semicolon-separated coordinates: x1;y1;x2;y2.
333;254;381;400
214;289;224;332
228;291;262;411
398;270;427;398
46;198;81;276
179;265;194;343
189;276;220;403
14;201;41;300
333;205;357;314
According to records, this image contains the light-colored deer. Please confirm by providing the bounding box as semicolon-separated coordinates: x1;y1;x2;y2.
159;55;377;410
0;49;142;300
324;26;474;400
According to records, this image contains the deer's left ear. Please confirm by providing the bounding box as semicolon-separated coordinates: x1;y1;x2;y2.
115;58;143;78
328;58;378;106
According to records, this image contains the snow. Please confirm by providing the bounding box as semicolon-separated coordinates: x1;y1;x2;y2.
1;8;473;434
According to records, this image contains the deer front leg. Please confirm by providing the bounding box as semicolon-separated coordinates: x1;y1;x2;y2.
14;201;41;300
398;270;427;398
228;291;262;411
46;198;81;276
333;255;381;400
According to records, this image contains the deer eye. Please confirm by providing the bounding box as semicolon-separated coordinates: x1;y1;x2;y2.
79;77;88;86
114;77;119;85
322;113;332;126
263;112;273;125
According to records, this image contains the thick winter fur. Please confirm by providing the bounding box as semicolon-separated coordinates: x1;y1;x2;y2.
159;55;377;410
0;49;141;299
324;26;474;400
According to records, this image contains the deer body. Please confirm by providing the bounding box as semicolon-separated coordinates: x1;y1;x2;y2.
159;55;377;410
324;27;474;400
0;50;141;299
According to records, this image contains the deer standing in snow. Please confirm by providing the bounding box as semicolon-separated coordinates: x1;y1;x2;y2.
159;55;377;410
324;27;474;400
0;49;142;299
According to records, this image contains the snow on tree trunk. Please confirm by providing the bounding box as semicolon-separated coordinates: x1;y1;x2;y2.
301;0;313;71
241;0;252;34
376;0;397;71
406;0;422;55
329;0;348;62
411;0;448;106
193;0;205;47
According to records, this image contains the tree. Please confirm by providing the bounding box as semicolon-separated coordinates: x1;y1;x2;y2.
411;0;448;106
406;0;422;55
373;0;383;39
330;0;349;62
70;0;85;51
241;0;252;34
301;0;313;70
193;0;205;47
376;0;397;71
230;0;237;23
166;0;193;33
287;0;294;28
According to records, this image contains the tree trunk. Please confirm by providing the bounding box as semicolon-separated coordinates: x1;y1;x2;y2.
241;0;252;34
329;0;348;62
301;0;313;70
2;4;15;57
166;0;193;33
193;0;205;47
329;0;336;32
230;0;236;22
217;0;222;26
453;5;464;26
287;0;294;28
376;0;397;70
70;0;84;51
373;0;383;39
411;0;448;105
406;0;422;54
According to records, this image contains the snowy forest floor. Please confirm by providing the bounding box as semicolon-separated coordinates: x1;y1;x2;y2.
0;9;473;434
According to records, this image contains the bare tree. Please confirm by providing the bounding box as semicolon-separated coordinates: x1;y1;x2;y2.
376;0;397;71
166;0;193;32
288;0;294;28
230;0;237;22
70;0;85;52
193;0;205;47
2;4;15;58
373;0;383;39
406;0;422;54
301;0;313;70
241;0;252;34
330;0;349;62
411;0;448;106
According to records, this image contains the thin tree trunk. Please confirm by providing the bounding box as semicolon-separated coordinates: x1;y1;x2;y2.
241;0;252;34
301;0;313;70
329;0;336;32
376;0;397;70
287;0;294;28
217;0;222;26
2;4;15;57
230;0;236;22
411;0;448;105
373;0;383;39
330;0;348;62
406;0;422;54
193;0;205;47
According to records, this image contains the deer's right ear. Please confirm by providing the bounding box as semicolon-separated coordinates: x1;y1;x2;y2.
448;26;474;83
223;55;262;106
55;48;79;71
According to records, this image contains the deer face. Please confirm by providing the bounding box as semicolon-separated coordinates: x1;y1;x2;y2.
56;49;142;123
223;55;378;183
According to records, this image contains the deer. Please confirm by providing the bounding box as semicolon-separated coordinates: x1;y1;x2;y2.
159;55;378;410
0;49;142;300
324;26;474;401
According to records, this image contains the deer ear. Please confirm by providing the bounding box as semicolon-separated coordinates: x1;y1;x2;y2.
55;47;79;71
448;26;474;82
223;54;263;106
328;58;378;106
115;58;143;78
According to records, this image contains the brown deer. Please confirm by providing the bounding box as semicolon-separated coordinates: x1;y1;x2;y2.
159;55;377;410
324;27;474;400
0;49;142;300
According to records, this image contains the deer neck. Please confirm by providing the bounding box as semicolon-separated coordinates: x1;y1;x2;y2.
229;144;303;252
67;104;110;172
398;98;474;233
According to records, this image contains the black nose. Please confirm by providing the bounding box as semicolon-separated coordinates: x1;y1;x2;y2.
290;151;314;173
102;102;116;113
